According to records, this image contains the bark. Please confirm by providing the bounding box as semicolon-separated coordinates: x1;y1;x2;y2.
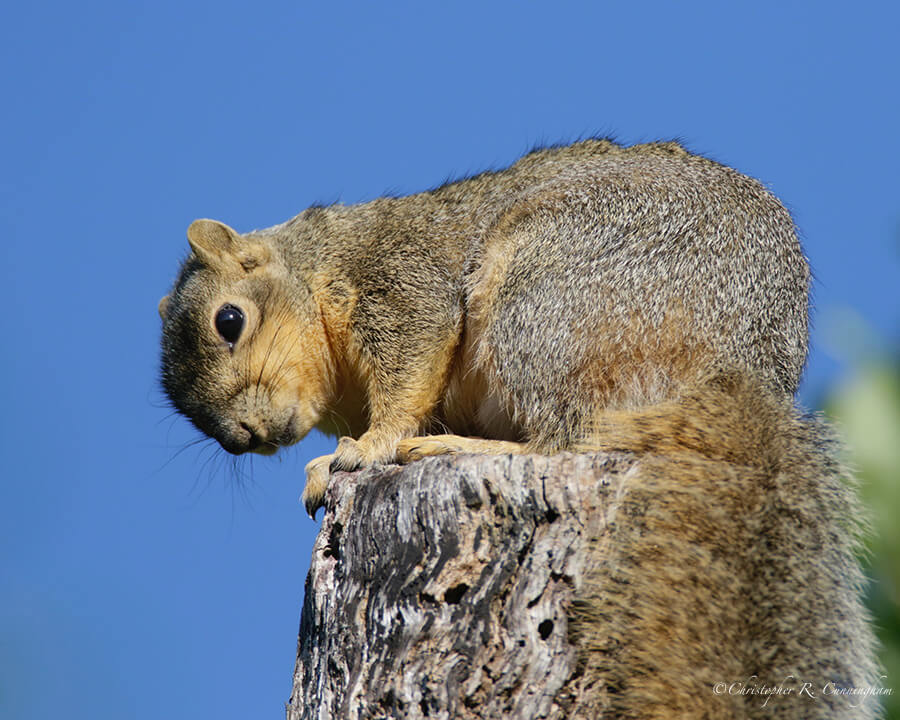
286;452;631;720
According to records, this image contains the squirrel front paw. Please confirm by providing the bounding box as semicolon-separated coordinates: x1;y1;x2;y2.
303;435;403;518
396;436;463;463
396;434;528;462
302;454;333;518
329;435;396;472
329;437;366;472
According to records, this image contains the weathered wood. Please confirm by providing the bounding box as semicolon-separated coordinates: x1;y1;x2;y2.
286;452;633;720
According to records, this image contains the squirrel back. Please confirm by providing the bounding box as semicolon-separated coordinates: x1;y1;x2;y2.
456;140;808;451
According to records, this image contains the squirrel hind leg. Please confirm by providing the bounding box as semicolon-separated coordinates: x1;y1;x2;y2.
395;434;528;464
576;368;792;465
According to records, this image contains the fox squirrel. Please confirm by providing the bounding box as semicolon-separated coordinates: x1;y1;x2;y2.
159;139;880;718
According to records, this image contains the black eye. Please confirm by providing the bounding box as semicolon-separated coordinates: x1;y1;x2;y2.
215;304;244;346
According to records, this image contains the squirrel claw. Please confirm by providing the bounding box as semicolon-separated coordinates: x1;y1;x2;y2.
302;454;333;519
329;435;395;472
329;437;365;473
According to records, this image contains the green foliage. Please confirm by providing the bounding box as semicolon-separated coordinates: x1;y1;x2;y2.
824;354;900;718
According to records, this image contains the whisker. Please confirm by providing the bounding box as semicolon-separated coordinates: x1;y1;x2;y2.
163;436;211;467
155;410;182;429
267;333;302;389
195;444;227;496
258;320;285;391
225;454;259;518
323;407;352;438
144;433;215;484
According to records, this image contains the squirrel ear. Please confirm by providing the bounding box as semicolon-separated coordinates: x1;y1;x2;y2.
186;219;270;271
187;219;240;260
158;295;171;321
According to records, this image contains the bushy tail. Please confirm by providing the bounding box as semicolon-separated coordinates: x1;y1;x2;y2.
568;369;882;719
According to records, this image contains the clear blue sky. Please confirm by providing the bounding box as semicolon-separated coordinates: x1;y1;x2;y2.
2;2;898;718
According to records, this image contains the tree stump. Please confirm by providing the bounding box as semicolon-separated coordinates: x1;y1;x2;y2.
286;452;628;719
286;442;882;720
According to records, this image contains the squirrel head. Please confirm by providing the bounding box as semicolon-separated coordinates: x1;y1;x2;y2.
159;219;335;455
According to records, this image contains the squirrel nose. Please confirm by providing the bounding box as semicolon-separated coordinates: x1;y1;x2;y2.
240;421;264;450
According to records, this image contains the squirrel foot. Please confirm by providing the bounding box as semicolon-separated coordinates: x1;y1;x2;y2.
301;453;334;519
304;435;527;517
329;435;392;473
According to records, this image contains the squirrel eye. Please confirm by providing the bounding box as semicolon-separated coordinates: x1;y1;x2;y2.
215;304;245;346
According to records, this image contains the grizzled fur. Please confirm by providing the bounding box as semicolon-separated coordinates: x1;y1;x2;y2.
162;140;808;463
568;370;880;719
159;139;879;718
